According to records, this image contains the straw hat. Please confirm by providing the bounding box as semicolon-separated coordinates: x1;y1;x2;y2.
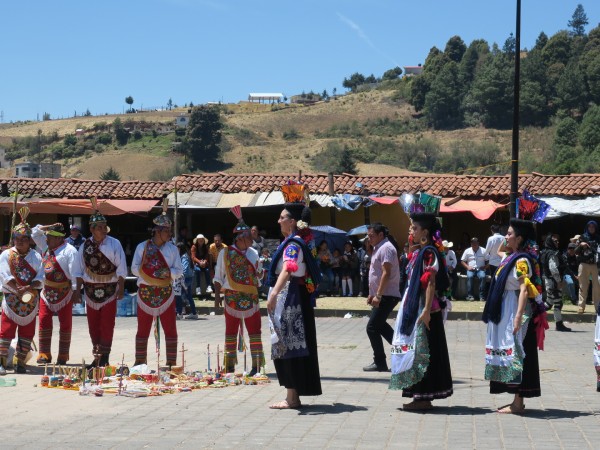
442;240;454;248
193;234;208;245
570;234;581;243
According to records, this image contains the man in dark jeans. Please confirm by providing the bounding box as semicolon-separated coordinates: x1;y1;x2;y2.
364;223;401;372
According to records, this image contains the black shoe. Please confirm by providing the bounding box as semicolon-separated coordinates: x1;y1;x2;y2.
362;363;388;372
99;354;110;367
556;321;572;332
597;380;600;393
247;367;258;377
37;356;51;365
15;364;26;374
86;360;98;370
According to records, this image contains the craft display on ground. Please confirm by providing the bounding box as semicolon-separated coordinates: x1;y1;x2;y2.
37;343;269;397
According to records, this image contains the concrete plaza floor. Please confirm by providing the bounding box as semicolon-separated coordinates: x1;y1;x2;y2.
2;314;600;449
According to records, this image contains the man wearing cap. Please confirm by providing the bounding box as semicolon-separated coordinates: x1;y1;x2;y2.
66;225;85;251
460;237;487;301
31;223;79;364
0;208;44;375
73;199;127;367
131;204;183;367
213;207;263;375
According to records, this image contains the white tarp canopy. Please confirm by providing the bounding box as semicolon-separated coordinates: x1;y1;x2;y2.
540;196;600;219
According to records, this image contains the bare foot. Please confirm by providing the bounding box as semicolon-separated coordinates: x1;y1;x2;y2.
497;403;525;414
269;399;302;410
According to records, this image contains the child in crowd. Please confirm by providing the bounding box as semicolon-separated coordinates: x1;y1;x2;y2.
259;248;272;298
331;248;342;296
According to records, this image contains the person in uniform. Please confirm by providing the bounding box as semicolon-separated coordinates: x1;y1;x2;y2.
213;206;263;375
31;223;79;365
0;207;44;375
74;198;127;368
131;202;183;367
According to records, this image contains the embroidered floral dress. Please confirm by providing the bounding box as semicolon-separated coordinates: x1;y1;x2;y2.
389;248;453;400
485;257;532;383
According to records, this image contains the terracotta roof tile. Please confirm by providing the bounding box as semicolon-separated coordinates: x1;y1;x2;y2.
2;173;600;201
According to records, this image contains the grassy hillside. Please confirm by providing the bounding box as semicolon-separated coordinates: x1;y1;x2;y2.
0;90;555;180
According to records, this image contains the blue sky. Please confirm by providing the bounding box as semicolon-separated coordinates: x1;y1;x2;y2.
1;0;599;123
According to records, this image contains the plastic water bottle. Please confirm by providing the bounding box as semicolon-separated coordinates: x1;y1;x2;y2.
124;290;132;317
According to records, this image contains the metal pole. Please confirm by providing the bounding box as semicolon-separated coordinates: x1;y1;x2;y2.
510;0;521;218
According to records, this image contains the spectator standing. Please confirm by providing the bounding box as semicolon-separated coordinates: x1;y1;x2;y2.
563;242;579;305
484;224;504;277
398;242;410;296
461;237;487;301
209;234;227;278
340;241;358;297
251;226;265;255
259;248;272;298
443;240;457;298
317;240;334;295
331;248;342;295
191;234;212;297
359;239;374;297
65;225;85;251
576;221;600;314
176;242;197;319
540;234;570;331
363;223;401;372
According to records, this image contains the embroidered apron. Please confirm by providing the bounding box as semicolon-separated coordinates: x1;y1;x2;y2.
223;247;259;319
83;238;118;310
2;250;40;326
42;245;73;313
136;240;173;317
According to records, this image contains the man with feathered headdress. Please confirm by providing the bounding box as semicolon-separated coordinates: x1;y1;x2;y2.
73;197;127;368
31;222;79;365
0;207;44;375
213;205;263;375
130;199;183;367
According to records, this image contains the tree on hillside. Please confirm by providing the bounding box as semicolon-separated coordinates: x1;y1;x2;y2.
100;166;122;181
458;39;490;93
579;105;600;150
555;62;588;114
444;35;466;63
409;75;429;112
125;96;134;112
113;117;129;146
339;146;357;174
568;4;588;37
520;80;549;126
382;66;402;81
542;31;572;67
167;98;173;110
534;32;549;51
424;61;462;129
554;116;579;147
342;72;366;92
503;33;516;56
467;51;514;128
182;105;223;169
585;52;600;103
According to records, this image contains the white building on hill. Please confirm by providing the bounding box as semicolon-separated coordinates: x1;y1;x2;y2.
248;93;283;103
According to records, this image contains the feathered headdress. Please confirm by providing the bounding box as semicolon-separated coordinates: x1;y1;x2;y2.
89;196;107;225
230;205;250;235
153;198;172;228
12;206;32;237
517;190;550;223
281;179;309;204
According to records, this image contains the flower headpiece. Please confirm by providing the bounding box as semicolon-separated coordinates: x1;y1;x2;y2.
516;190;550;223
12;206;32;237
153;198;172;228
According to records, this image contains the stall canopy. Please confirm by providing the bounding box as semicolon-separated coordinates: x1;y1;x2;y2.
540;196;600;219
0;198;158;215
439;199;506;220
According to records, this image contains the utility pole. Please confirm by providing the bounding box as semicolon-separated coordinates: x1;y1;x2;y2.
509;0;521;218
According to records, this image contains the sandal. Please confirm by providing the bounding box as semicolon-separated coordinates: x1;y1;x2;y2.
497;403;525;414
403;400;433;411
269;400;302;410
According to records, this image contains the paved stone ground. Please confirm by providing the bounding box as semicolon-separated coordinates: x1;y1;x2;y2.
2;314;600;449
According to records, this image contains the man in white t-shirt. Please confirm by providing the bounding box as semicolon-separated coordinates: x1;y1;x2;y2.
484;224;504;277
461;237;487;301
